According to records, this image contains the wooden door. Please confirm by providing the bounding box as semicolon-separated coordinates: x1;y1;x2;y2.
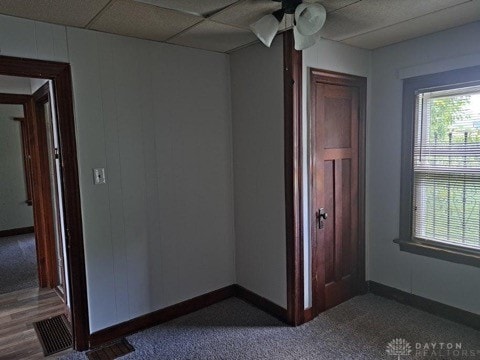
40;85;67;299
32;83;66;293
31;84;56;289
311;70;366;315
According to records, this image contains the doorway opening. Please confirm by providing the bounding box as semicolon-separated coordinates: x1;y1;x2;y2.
0;56;89;351
0;79;69;295
0;98;37;295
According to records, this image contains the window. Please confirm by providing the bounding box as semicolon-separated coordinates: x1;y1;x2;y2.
413;86;480;250
397;65;480;267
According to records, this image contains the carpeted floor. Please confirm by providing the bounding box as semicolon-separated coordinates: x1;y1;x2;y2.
0;233;38;294
61;294;480;359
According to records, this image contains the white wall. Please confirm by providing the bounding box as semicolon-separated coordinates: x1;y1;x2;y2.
30;78;48;93
230;38;287;308
0;14;235;332
230;36;371;310
0;104;33;231
2;9;476;335
302;38;371;308
231;25;480;314
0;75;31;94
369;21;480;314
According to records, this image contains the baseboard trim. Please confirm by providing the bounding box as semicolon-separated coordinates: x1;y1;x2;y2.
368;281;480;331
303;307;314;322
0;226;34;238
89;285;236;348
234;285;288;323
89;284;290;348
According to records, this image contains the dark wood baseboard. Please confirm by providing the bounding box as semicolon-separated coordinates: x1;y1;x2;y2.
234;285;288;323
89;284;290;348
89;285;236;348
368;281;480;331
0;226;34;238
303;307;314;322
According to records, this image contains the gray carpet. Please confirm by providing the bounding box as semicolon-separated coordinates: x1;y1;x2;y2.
61;294;480;359
0;233;38;294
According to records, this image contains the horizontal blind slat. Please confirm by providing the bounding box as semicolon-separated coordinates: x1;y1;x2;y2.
413;86;480;250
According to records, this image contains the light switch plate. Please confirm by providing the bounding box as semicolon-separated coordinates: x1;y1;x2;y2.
93;168;106;185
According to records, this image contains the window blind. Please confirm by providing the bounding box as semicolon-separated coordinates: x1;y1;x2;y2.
413;85;480;250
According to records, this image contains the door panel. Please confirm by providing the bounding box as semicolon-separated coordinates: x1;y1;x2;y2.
311;71;365;315
43;97;67;300
341;159;352;278
324;96;351;149
31;86;56;288
323;160;335;285
32;82;66;294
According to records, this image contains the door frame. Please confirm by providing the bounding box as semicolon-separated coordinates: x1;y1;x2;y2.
309;68;367;316
283;31;305;326
0;55;89;350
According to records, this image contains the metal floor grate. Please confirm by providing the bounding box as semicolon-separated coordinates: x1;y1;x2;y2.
86;338;135;360
33;314;72;356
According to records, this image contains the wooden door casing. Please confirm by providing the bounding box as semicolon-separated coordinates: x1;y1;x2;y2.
0;55;89;350
310;69;366;316
283;30;305;326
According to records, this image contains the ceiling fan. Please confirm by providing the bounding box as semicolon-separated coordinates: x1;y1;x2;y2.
135;0;325;51
250;0;327;50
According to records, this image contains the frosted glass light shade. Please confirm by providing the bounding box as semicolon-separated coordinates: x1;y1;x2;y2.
250;14;281;48
293;26;315;50
295;3;326;36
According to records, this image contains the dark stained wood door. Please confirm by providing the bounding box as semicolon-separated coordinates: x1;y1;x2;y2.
32;83;71;318
311;70;366;315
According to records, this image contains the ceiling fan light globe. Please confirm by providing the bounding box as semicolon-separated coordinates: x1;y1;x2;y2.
293;25;316;50
250;14;281;48
295;3;326;36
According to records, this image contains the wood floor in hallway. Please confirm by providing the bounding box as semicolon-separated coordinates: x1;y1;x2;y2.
0;287;67;359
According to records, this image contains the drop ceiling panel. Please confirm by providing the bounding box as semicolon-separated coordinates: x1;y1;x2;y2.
210;0;281;29
319;0;472;41
342;0;480;49
0;0;478;54
313;0;360;12
343;1;480;49
134;0;239;16
211;0;358;30
0;0;111;27
89;0;203;42
168;20;258;53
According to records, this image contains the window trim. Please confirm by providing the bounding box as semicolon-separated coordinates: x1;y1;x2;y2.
397;65;480;268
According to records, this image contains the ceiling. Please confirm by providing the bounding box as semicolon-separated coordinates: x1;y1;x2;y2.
0;0;478;53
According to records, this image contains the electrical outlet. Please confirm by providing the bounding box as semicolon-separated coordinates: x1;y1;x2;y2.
93;168;106;185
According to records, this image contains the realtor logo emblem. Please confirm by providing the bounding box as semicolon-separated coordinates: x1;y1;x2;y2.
386;338;412;359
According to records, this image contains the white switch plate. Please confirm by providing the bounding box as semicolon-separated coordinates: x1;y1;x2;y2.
93;168;106;185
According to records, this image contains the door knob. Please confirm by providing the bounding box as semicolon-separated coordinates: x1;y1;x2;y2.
317;208;327;229
318;208;327;220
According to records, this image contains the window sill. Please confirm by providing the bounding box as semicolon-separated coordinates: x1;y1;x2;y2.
394;239;480;268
